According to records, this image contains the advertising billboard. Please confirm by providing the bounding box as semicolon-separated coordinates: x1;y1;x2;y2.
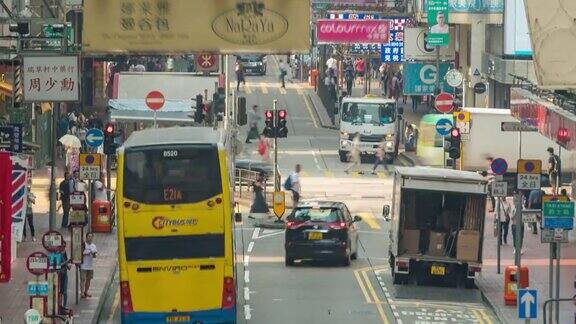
402;62;454;95
316;19;390;44
83;0;310;54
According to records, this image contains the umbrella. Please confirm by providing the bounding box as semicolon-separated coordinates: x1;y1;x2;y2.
59;134;81;148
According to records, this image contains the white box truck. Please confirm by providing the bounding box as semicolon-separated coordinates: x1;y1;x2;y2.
384;167;487;288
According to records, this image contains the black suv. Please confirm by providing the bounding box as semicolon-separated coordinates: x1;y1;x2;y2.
285;201;362;266
237;55;267;75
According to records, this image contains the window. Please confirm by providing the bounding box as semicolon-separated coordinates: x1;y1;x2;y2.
125;234;224;261
342;102;396;125
288;207;343;223
123;145;222;204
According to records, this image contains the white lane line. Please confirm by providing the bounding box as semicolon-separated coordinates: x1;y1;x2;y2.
244;305;252;320
247;241;255;253
384;292;391;298
254;230;285;240
244;270;250;283
251;228;259;240
390;304;397;310
310;149;323;171
244;255;250;267
244;287;251;301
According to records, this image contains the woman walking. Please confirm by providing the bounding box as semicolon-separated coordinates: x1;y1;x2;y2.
249;173;270;219
345;133;363;174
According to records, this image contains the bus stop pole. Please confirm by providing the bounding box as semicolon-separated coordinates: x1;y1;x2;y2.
555;243;561;323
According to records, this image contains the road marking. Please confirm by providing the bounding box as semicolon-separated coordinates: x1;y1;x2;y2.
244;287;251;301
244;270;250;283
251;228;259;240
300;171;310;177
361;269;389;324
302;94;320;128
279;87;287;95
353;269;372;304
260;82;268;94
244;305;252;320
296;86;303;95
245;85;252;94
377;172;387;179
254;230;285;240
244;255;250;267
480;309;494;324
324;171;334;177
358;212;381;230
247;241;254;253
109;290;120;321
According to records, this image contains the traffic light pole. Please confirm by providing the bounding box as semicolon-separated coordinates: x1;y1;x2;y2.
48;102;59;231
273;99;280;191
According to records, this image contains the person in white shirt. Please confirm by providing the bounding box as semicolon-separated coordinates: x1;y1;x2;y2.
288;164;302;207
430;11;449;34
93;172;108;201
345;133;363;174
80;232;97;298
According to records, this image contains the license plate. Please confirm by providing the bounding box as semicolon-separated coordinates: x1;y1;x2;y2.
308;232;323;240
431;265;445;276
166;315;191;323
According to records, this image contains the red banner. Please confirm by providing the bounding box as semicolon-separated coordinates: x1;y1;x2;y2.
316;19;391;44
0;152;13;283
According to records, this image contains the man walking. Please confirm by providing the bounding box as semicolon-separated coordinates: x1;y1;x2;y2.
279;59;288;88
58;171;72;228
527;189;544;234
500;197;510;244
80;232;97;298
547;147;561;195
284;164;302;207
23;187;36;241
235;60;245;92
245;105;261;144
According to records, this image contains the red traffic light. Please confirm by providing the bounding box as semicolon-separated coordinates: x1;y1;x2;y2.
278;109;287;119
450;127;460;139
265;110;273;119
557;127;570;143
104;123;115;135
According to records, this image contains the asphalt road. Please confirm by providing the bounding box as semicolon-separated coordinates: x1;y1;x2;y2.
97;56;500;324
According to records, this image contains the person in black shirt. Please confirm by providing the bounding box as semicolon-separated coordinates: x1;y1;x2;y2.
58;171;71;228
547;147;561;195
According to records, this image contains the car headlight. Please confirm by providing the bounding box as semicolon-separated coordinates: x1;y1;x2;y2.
385;141;394;148
257;62;263;65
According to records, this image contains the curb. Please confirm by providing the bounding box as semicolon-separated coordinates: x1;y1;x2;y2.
305;93;338;130
479;285;509;324
91;259;118;324
254;221;286;229
398;152;416;167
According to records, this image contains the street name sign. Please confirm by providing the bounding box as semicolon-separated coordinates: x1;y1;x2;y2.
79;153;101;180
517;159;541;190
543;200;574;229
518;289;537;319
501;122;537;132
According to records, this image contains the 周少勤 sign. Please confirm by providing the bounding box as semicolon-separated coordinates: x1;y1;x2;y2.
82;0;310;54
22;56;80;102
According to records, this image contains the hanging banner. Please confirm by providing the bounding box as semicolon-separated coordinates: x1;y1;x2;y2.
316;19;391;44
427;0;449;46
0;152;13;283
83;0;310;54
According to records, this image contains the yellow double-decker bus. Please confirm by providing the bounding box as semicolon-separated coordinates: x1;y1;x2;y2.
116;127;236;323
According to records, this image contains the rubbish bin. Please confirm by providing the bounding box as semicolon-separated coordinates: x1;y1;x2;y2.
504;265;529;305
310;69;318;87
91;200;111;233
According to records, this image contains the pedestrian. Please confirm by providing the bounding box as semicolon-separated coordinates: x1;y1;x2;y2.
284;164;302;207
92;172;108;202
279;59;288;88
560;188;570;200
485;157;496;212
404;125;415;151
547;147;561;195
80;232;97;298
235;60;245;91
66;146;80;173
58;171;72;228
345;133;363;174
527;189;544;234
372;138;386;174
245;105;261;144
506;196;525;255
392;72;401;103
379;63;388;97
249;172;269;218
257;134;270;163
326;55;337;81
23;187;36;241
59;241;71;312
500;197;510;244
345;64;355;96
411;95;421;112
354;58;365;85
397;71;406;104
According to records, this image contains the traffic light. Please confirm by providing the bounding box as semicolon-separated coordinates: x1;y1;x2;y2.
557;127;570;145
194;94;204;123
237;97;247;126
448;127;461;159
103;123;118;155
276;109;288;138
263;110;275;138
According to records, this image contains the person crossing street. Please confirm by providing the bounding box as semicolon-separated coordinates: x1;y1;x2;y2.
345;133;363;174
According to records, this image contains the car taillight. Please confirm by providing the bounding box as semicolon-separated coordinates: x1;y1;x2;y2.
120;281;134;313
222;277;235;309
329;222;347;230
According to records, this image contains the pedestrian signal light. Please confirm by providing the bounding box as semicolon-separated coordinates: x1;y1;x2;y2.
103;123;118;155
263;110;275;138
194;94;204;123
557;127;570;144
276;109;288;138
448;127;461;159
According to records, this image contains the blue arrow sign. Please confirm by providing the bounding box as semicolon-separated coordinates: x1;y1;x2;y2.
85;128;104;147
435;118;453;136
518;289;537;319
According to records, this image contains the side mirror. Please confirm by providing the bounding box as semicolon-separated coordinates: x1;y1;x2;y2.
383;205;390;219
353;215;362;222
235;212;242;223
397;107;404;115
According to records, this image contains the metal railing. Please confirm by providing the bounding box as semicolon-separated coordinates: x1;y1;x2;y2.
235;168;271;199
542;295;576;324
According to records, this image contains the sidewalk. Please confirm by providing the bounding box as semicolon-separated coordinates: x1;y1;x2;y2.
477;209;576;323
0;172;118;323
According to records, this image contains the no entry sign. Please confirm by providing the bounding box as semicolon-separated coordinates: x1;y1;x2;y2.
435;92;454;113
146;91;165;111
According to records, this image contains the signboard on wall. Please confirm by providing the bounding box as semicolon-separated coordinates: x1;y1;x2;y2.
83;0;310;54
404;27;455;60
504;0;532;57
316;19;391;44
402;62;454;95
22;56;80;102
423;0;503;13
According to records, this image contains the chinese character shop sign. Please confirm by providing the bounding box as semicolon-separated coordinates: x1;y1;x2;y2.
23;56;80;102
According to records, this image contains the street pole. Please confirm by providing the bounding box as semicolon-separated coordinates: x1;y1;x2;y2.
435;46;440;95
49;102;59;231
87;179;92;230
549;242;555;323
106;155;111;201
497;197;501;274
153;110;157;128
555;243;560;324
273;99;279;192
514;193;522;284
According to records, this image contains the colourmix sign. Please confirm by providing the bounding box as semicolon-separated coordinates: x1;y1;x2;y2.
316;19;391;44
83;0;310;54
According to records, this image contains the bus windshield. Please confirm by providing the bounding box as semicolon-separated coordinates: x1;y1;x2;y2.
342;102;396;125
123;145;222;204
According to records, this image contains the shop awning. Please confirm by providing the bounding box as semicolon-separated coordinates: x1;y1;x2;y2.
108;99;196;123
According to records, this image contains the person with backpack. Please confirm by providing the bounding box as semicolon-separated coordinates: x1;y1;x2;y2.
284;164;302;207
547;147;561;195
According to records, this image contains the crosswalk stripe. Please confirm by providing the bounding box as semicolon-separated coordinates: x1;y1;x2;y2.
358;212;381;230
245;85;252;94
323;171;334;178
296;87;303;95
279;87;287;95
260;83;268;94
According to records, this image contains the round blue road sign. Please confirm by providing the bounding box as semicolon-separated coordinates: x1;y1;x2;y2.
435;118;454;136
525;161;535;172
85;155;94;164
85;128;104;148
491;158;508;175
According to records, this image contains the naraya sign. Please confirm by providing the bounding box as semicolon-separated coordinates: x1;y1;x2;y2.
316;19;391;44
82;0;310;54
